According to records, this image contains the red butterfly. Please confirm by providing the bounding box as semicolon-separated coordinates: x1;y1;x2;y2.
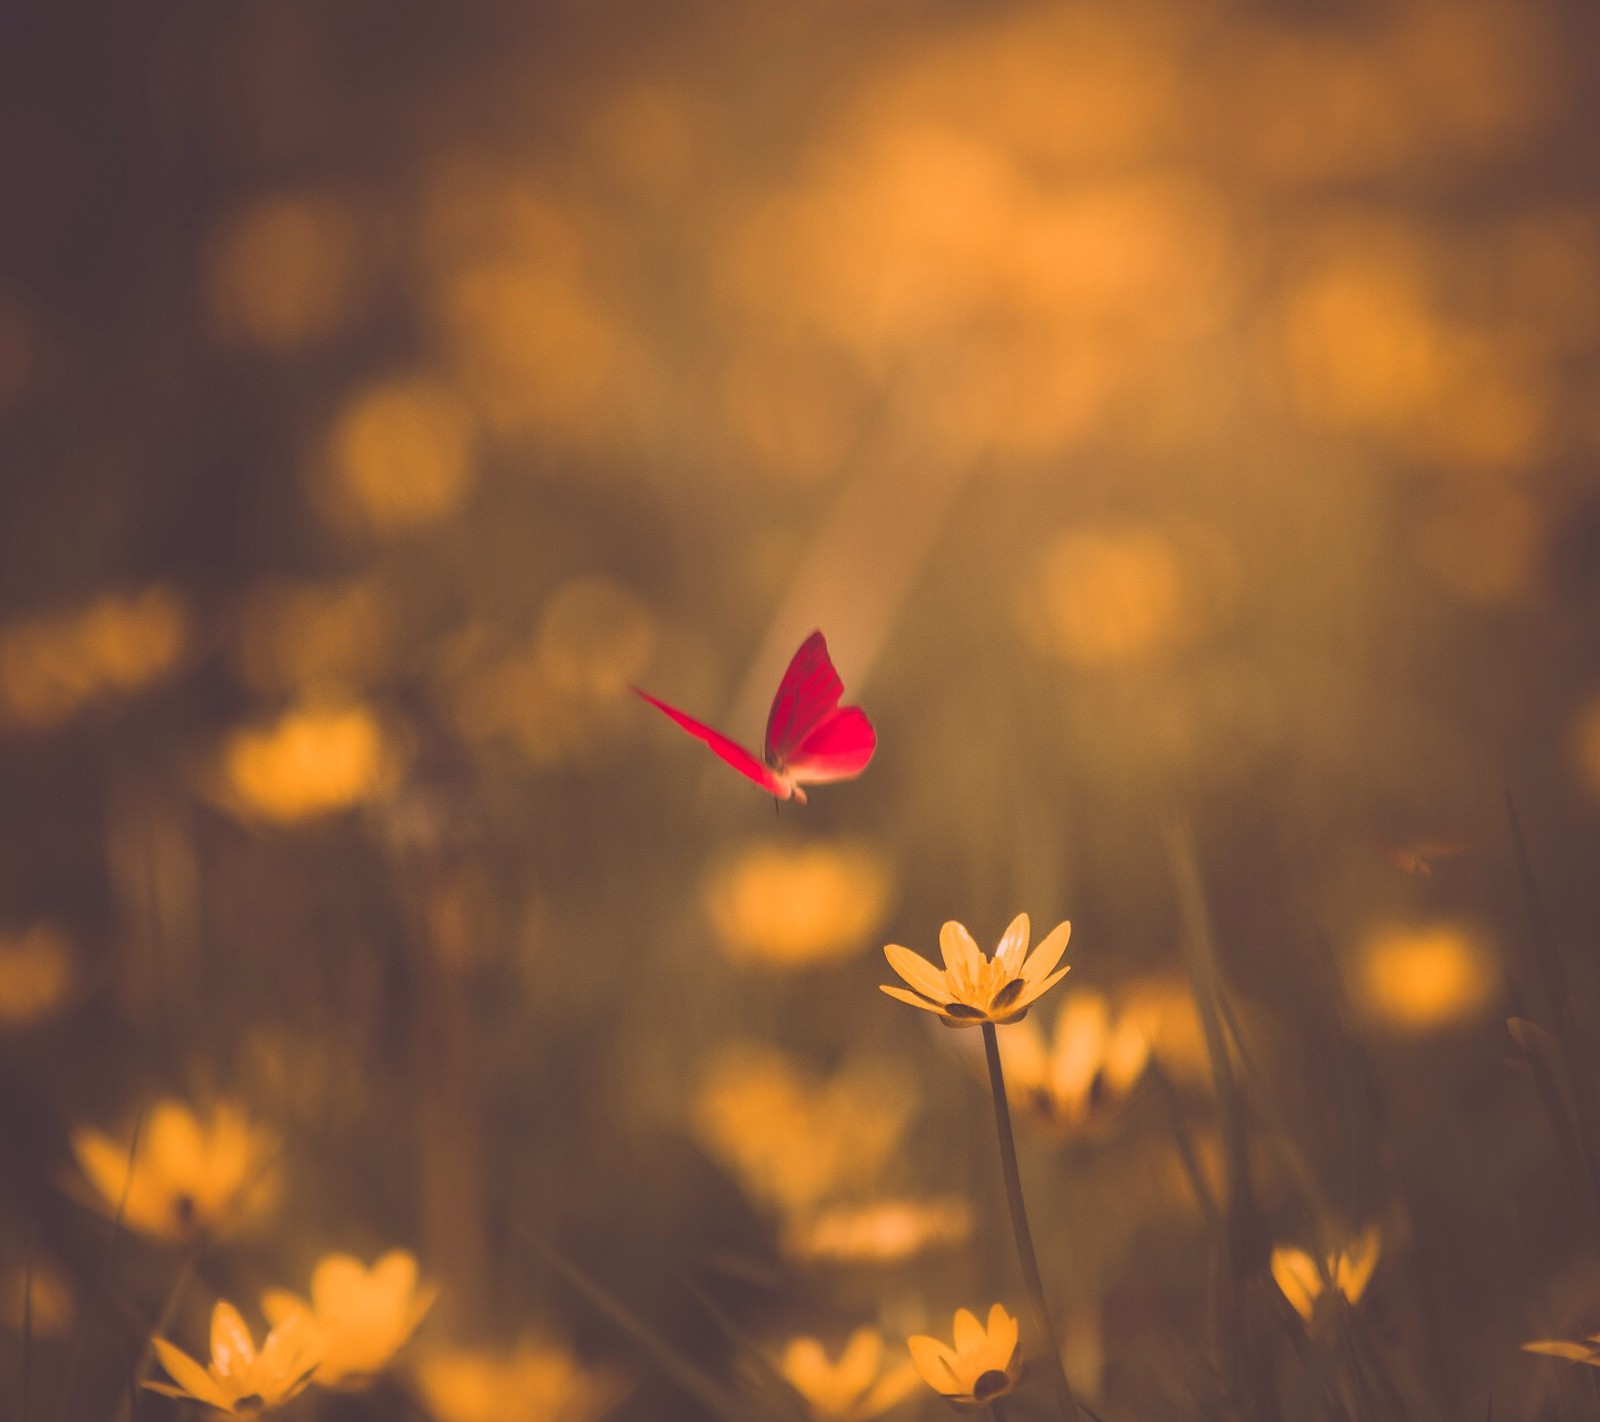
632;630;876;802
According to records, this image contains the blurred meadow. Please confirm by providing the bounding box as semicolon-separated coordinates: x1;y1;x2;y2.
4;0;1600;1417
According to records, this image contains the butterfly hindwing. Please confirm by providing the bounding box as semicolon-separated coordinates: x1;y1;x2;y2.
785;705;877;785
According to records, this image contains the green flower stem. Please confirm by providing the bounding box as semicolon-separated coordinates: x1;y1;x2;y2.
982;1021;1082;1422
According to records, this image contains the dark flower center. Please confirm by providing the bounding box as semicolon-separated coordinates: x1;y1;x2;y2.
944;1002;987;1019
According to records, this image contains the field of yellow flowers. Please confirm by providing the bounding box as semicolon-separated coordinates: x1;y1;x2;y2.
4;1;1600;1419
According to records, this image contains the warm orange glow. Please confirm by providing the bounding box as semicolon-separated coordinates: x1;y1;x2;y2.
1353;922;1499;1033
433;259;620;440
703;839;893;968
1283;235;1444;434
234;576;396;696
324;376;477;533
998;990;1150;1137
448;578;655;767
412;1335;625;1422
1021;527;1188;669
0;923;74;1027
222;703;399;823
0;587;188;728
207;193;364;349
691;1043;913;1217
1413;479;1541;602
782;1197;973;1266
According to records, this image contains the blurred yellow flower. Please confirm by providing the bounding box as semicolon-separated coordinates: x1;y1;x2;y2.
147;1299;320;1415
882;914;1071;1028
1352;921;1499;1034
0;923;74;1027
703;839;894;968
412;1334;625;1422
1524;1332;1600;1367
262;1250;436;1390
72;1098;279;1242
691;1044;914;1217
999;990;1149;1137
323;375;477;533
907;1304;1022;1412
207;192;365;349
777;1327;918;1421
221;702;400;823
1271;1227;1381;1324
0;587;188;729
781;1197;972;1266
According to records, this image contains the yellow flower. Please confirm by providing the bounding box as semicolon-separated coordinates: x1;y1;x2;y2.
261;1250;436;1390
882;914;1071;1028
703;838;894;968
71;1098;280;1243
777;1327;919;1421
781;1197;972;1266
1524;1333;1600;1367
1271;1227;1381;1324
146;1300;321;1415
412;1334;625;1422
907;1305;1022;1411
999;990;1149;1136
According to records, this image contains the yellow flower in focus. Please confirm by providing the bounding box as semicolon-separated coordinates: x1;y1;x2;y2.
882;914;1071;1028
262;1250;436;1390
781;1197;972;1266
0;924;74;1026
72;1098;279;1243
1271;1227;1381;1324
704;839;893;968
146;1300;321;1415
412;1335;625;1422
777;1327;918;1421
907;1305;1022;1412
999;990;1149;1137
222;703;400;823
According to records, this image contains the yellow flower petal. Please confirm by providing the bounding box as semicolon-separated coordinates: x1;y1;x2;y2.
880;984;949;1016
1021;920;1072;986
150;1338;230;1409
883;944;948;1003
994;914;1031;977
211;1299;257;1375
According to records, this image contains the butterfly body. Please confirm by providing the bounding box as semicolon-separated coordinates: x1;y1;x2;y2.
633;630;876;801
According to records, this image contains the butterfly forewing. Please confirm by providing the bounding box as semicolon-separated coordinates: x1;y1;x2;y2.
631;688;788;796
764;631;844;764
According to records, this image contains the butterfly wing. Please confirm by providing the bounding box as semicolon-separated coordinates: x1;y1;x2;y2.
784;705;877;785
632;687;789;797
765;631;845;763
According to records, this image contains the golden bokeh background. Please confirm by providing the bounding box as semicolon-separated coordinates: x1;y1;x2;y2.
3;0;1600;1416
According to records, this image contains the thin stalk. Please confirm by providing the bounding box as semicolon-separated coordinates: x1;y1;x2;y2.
981;1021;1081;1422
112;1246;200;1422
990;1400;1012;1422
